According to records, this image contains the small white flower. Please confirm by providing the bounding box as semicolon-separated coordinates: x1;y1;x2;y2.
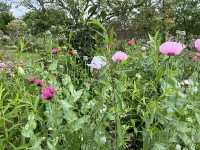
87;56;107;69
136;73;141;79
141;46;146;51
100;137;106;143
48;127;53;131
176;144;181;150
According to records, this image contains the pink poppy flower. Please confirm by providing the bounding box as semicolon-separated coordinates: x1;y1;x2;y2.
195;39;200;51
87;56;107;69
112;51;128;62
127;40;133;46
196;53;200;58
36;80;42;86
52;48;58;54
28;77;35;83
41;86;55;100
159;42;186;56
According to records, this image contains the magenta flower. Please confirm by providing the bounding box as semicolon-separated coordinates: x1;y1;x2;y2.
159;42;186;56
36;80;42;86
194;39;200;51
41;86;55;100
112;51;128;62
127;40;133;46
28;77;35;83
110;44;113;49
87;56;107;69
52;48;58;54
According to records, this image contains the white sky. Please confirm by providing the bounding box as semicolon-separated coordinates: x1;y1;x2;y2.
4;0;28;18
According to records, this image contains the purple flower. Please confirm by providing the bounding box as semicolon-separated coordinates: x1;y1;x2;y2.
112;51;128;62
41;86;55;100
87;56;107;69
195;39;200;51
127;40;133;46
36;80;42;86
0;63;6;68
52;48;58;54
159;42;186;56
4;53;10;59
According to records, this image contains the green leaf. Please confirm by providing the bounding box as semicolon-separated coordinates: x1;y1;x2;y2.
21;113;36;138
60;100;73;110
114;90;123;113
71;116;89;132
153;143;166;150
117;118;125;147
195;113;200;125
48;60;58;71
88;18;106;32
72;89;83;103
177;131;191;145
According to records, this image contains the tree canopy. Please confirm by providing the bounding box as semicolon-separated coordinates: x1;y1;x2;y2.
0;2;15;34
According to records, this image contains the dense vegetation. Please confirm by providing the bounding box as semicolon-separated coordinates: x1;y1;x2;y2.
1;0;200;149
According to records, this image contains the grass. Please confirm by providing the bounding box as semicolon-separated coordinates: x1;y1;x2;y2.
0;49;42;62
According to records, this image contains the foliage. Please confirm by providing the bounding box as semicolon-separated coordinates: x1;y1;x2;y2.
23;9;68;35
0;2;15;34
6;19;29;37
1;19;200;150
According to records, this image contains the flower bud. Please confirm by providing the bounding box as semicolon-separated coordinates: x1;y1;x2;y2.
17;66;25;76
83;56;88;61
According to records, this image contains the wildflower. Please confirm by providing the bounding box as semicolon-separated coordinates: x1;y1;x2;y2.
52;48;58;54
73;50;78;55
41;86;55;100
180;80;190;88
196;53;200;58
110;44;113;49
195;39;200;51
176;144;181;150
141;46;146;51
112;51;128;62
159;42;186;56
127;40;133;46
68;50;73;55
136;73;141;79
36;80;42;87
28;77;35;83
147;40;153;45
87;56;107;69
4;53;10;59
0;63;6;68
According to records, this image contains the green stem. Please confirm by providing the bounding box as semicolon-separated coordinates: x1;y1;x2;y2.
111;73;118;149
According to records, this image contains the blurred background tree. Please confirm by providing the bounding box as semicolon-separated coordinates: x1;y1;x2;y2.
0;2;15;34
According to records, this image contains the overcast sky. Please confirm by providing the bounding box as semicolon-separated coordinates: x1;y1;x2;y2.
6;0;28;18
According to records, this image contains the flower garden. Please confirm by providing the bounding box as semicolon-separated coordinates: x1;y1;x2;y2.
1;17;200;150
